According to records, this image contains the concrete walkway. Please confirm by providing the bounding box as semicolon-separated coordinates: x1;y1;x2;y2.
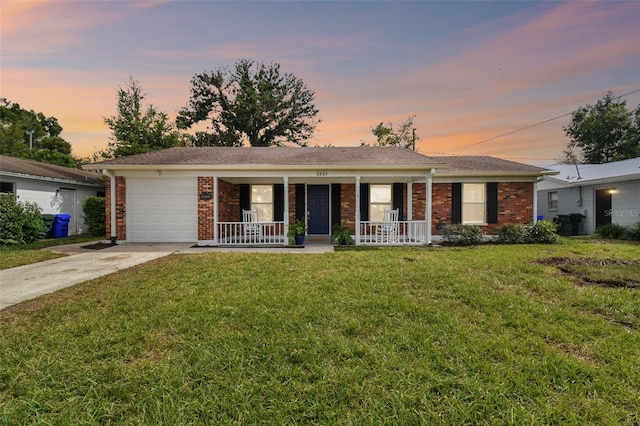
0;240;335;310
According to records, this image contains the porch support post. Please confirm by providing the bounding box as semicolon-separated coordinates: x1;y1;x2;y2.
533;179;538;223
213;176;219;244
407;181;413;221
426;169;434;245
102;170;117;244
355;176;361;246
284;176;289;245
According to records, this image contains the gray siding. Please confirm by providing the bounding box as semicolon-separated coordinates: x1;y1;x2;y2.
607;180;640;228
538;179;639;234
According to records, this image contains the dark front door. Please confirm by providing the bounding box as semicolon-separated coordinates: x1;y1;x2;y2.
595;189;612;228
307;185;330;234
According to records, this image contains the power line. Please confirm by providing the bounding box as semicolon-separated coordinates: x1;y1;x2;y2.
445;88;640;153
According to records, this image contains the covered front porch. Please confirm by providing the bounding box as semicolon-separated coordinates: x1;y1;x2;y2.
198;171;437;247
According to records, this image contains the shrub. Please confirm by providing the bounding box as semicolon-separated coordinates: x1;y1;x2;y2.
441;224;483;245
595;224;628;239
525;220;558;244
331;223;354;245
497;224;526;244
21;202;46;243
0;194;45;244
496;220;558;244
624;221;640;241
0;194;23;243
82;196;106;237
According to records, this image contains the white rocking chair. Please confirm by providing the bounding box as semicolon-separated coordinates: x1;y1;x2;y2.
377;208;399;243
242;209;261;243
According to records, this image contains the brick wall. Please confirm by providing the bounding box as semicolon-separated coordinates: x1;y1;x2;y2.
288;184;296;224
341;184;356;230
197;177;214;240
412;182;427;221
218;180;237;222
413;181;533;233
432;183;452;226
495;182;534;228
105;178;112;240
191;179;534;240
105;176;126;240
405;182;453;224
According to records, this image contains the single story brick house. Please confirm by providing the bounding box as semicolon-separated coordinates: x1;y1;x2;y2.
84;147;555;246
1;155;105;235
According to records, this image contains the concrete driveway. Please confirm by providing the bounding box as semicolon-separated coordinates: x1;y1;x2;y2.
0;243;190;310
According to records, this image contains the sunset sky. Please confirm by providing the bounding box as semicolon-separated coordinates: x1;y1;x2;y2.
1;0;639;166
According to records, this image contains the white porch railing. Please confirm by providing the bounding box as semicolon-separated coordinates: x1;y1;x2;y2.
358;220;428;245
217;222;287;246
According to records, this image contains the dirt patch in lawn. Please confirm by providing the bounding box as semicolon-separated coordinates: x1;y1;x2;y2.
535;257;640;289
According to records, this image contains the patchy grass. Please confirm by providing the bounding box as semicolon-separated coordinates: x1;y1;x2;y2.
537;257;640;288
0;235;99;270
0;239;639;424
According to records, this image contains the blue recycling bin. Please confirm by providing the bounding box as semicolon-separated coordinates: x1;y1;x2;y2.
52;214;71;238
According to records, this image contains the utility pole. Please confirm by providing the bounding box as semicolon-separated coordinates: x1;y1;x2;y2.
412;128;416;151
26;130;35;151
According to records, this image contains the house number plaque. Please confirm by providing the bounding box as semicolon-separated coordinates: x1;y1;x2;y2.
316;171;328;177
199;192;213;200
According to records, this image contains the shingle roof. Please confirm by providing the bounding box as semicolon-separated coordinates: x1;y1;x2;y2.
0;155;104;186
86;146;446;168
431;156;552;176
83;147;554;177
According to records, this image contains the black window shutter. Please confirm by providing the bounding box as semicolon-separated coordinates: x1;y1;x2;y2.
273;184;284;221
239;184;250;221
360;183;370;221
393;183;404;220
451;183;462;224
331;184;341;227
487;182;498;224
295;184;306;221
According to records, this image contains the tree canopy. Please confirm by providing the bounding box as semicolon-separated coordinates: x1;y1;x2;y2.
562;92;639;164
177;59;320;147
0;98;78;167
365;115;419;150
100;77;183;159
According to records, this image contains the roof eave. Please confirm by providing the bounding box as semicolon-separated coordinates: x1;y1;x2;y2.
84;163;450;172
552;173;640;186
0;171;104;187
436;170;557;178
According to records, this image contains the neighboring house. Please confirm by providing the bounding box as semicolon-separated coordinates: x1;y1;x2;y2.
84;147;555;246
0;155;105;235
537;157;640;235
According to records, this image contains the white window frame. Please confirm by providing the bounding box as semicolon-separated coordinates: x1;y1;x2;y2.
548;191;558;211
369;184;392;222
462;183;486;224
251;185;273;222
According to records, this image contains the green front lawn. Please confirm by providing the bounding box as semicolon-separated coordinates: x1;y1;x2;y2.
0;235;99;270
1;239;638;424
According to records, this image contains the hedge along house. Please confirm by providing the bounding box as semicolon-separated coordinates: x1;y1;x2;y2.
84;147;554;246
1;155;105;235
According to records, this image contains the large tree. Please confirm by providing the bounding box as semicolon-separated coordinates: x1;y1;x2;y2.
562;92;639;164
177;59;320;147
0;98;77;167
366;115;419;150
101;77;182;159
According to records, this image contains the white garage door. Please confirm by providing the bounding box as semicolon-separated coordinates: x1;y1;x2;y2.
127;178;198;242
